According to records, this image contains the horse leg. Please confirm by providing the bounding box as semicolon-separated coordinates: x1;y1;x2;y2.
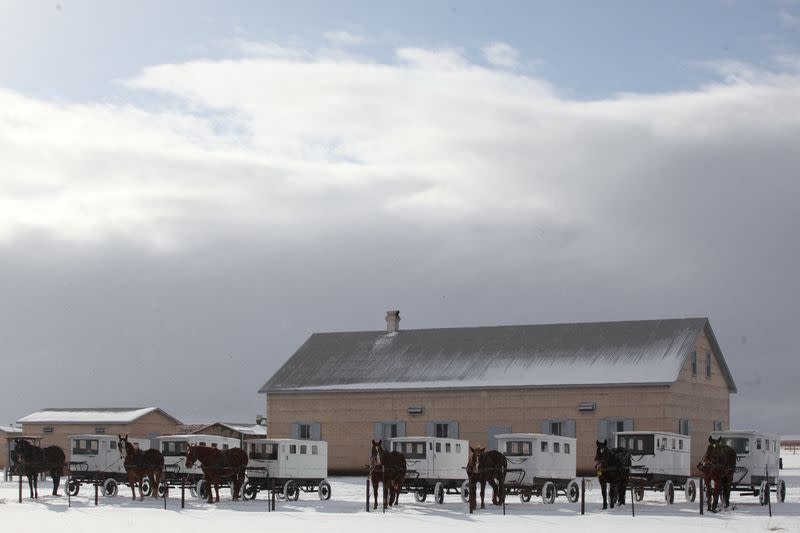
711;479;719;512
488;478;499;505
28;474;35;499
618;480;627;505
372;477;379;509
382;480;388;509
600;478;608;510
480;479;486;509
609;483;616;509
51;469;61;496
468;479;476;512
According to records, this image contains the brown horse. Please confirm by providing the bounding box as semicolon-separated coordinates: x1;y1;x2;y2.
13;438;65;498
697;436;737;513
369;440;406;510
185;444;248;503
118;434;165;501
594;440;631;510
466;446;506;511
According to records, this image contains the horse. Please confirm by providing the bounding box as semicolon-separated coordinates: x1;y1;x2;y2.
12;438;66;499
185;444;248;503
466;446;507;511
594;439;631;510
369;439;406;510
697;436;737;513
118;434;165;501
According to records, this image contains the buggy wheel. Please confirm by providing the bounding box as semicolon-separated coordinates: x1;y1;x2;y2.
140;478;153;497
664;480;674;505
460;480;470;503
195;479;207;501
242;479;258;501
520;488;532;503
685;479;696;502
414;488;427;502
434;482;444;504
541;481;556;504
318;479;331;501
634;486;644;502
189;485;197;498
158;481;168;498
777;479;786;503
759;480;769;506
567;480;580;503
102;478;118;497
67;479;80;496
284;480;299;501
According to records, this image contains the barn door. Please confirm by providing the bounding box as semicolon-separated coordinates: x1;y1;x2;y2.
488;426;511;451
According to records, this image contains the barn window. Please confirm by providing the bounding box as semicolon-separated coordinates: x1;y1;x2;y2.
43;427;53;434
554;442;560;453
550;422;562;436
541;441;549;452
564;443;570;454
435;423;448;438
691;351;697;376
678;419;690;436
706;352;712;378
714;420;723;431
299;424;311;440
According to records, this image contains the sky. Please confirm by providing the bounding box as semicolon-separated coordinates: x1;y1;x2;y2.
0;1;799;433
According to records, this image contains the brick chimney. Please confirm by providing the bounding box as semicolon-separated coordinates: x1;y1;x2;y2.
385;310;400;333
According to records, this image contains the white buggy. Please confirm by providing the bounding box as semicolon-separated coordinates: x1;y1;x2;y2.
157;434;241;500
65;434;150;498
496;433;580;504
241;439;331;501
710;430;785;504
389;437;469;504
616;431;695;504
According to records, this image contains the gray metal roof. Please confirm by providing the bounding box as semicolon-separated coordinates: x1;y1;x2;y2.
260;318;736;393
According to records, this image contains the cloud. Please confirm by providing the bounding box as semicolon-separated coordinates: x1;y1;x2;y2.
482;41;519;68
323;30;368;46
779;9;800;27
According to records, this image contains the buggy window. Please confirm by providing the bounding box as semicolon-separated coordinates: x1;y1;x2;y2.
393;441;426;459
110;441;116;450
312;445;318;455
554;442;560;453
541;441;548;452
445;443;451;453
505;441;532;456
222;444;229;450
671;439;676;450
162;441;188;456
722;437;749;454
618;435;654;455
211;443;218;448
289;445;297;454
679;440;683;450
73;439;99;455
249;443;277;460
435;443;441;453
300;445;307;454
455;444;461;453
564;443;570;454
756;439;761;450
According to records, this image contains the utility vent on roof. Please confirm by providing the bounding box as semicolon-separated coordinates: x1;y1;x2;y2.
578;403;596;412
386;310;400;333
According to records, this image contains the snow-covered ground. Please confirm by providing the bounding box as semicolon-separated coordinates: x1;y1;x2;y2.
2;454;799;532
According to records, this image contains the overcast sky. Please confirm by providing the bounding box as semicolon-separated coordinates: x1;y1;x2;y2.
1;1;799;432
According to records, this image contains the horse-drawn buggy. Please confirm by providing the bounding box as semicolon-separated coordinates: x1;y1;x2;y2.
157;434;241;500
710;430;785;504
65;434;152;497
616;431;695;504
495;433;580;504
388;437;469;504
241;438;330;501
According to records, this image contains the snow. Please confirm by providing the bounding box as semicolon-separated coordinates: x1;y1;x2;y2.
1;453;799;532
18;408;159;424
0;425;22;433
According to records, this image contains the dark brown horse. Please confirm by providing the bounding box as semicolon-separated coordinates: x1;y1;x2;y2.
697;436;737;513
369;440;406;509
185;444;248;503
118;434;165;501
466;446;506;511
12;438;66;498
595;440;631;510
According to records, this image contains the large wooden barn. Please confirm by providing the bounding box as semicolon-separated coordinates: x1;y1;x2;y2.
260;313;736;475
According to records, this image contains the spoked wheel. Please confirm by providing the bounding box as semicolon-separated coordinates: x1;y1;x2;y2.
567;480;580;503
759;481;769;506
414;488;427;502
67;479;80;496
460;480;470;503
685;479;697;502
241;479;258;501
283;480;299;501
664;480;675;505
634;486;644;502
195;479;208;501
140;478;153;497
777;479;786;503
157;481;169;498
102;478;118;497
519;488;532;503
318;480;332;501
541;481;556;504
433;482;444;504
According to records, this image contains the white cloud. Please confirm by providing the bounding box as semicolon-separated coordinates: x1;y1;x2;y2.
323;30;367;46
0;42;799;276
482;41;519;68
778;9;800;27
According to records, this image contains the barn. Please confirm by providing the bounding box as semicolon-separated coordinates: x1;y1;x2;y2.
1;424;22;470
259;312;736;475
18;407;183;452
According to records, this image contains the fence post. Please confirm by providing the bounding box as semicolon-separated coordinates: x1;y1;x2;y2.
181;476;185;509
382;465;386;514
766;465;772;517
67;473;71;508
271;479;276;511
94;481;98;506
163;469;167;510
366;477;370;512
581;478;585;515
699;478;703;515
18;471;22;503
630;485;635;517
